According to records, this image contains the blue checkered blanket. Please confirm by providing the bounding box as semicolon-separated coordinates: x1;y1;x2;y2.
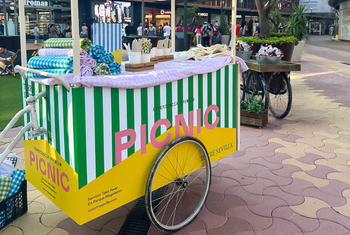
109;62;121;75
28;56;73;69
26;69;73;78
7;169;25;198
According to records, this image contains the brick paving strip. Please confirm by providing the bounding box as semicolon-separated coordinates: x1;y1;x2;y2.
1;36;350;235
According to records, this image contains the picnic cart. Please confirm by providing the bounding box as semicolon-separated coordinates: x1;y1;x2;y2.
0;0;242;232
241;60;301;119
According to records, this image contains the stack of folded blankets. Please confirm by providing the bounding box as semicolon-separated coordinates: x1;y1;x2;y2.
26;38;122;78
0;154;26;202
89;45;122;75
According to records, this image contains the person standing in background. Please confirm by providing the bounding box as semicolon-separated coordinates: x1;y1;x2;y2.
196;24;201;45
64;22;71;38
80;23;88;38
255;23;260;36
163;22;171;38
239;21;246;38
213;24;219;45
201;21;211;47
49;24;58;38
176;24;184;32
147;24;156;36
209;23;214;46
137;23;143;36
125;23;132;36
243;20;255;37
236;22;241;37
34;24;40;45
157;24;163;39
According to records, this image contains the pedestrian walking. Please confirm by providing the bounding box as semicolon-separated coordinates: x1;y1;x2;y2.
201;22;211;47
196;24;201;45
34;24;40;45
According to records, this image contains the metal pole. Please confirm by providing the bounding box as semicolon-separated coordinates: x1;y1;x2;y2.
221;0;223;14
19;0;27;66
142;0;145;37
184;0;187;50
14;0;18;35
71;0;80;77
171;0;175;51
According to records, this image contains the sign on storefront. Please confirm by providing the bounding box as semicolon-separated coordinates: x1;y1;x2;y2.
24;0;49;7
198;13;208;17
160;9;171;15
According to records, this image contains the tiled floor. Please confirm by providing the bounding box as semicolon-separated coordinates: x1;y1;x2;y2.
1;36;350;234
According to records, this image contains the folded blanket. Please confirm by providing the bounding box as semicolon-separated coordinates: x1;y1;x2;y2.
109;62;122;75
43;38;92;52
26;68;73;78
90;45;106;59
28;56;73;69
0;175;12;202
81;66;93;77
81;58;97;68
102;53;115;65
39;48;88;59
93;63;110;75
7;169;25;198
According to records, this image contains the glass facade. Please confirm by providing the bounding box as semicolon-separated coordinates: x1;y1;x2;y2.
0;0;71;37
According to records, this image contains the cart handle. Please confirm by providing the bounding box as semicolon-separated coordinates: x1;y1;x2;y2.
15;65;71;92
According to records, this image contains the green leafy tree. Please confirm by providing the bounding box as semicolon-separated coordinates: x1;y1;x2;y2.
286;5;309;41
254;0;278;37
269;9;285;33
176;6;200;26
220;12;229;35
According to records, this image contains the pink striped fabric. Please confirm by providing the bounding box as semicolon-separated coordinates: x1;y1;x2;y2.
38;48;88;59
81;58;97;68
31;56;248;89
80;66;93;77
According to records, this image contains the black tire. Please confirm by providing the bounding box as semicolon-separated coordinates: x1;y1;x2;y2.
268;72;292;119
145;136;211;232
241;70;269;110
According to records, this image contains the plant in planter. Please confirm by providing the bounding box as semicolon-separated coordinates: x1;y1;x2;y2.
255;44;284;65
240;94;268;127
237;36;298;61
220;11;230;45
236;41;253;60
286;4;309;61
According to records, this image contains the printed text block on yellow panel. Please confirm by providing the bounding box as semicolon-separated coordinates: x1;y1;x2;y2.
23;126;236;225
24;140;80;223
79;126;236;224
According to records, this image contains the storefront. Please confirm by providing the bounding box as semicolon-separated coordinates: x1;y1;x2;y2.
94;1;131;24
339;1;350;40
0;0;71;37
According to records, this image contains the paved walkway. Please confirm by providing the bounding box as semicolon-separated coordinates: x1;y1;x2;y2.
1;36;350;235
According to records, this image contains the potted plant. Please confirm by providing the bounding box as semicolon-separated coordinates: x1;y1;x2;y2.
237;36;298;61
255;44;283;65
236;41;253;60
240;94;268;127
286;4;309;61
220;12;230;45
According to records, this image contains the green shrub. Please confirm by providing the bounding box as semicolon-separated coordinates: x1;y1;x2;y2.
237;36;299;45
270;32;292;37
